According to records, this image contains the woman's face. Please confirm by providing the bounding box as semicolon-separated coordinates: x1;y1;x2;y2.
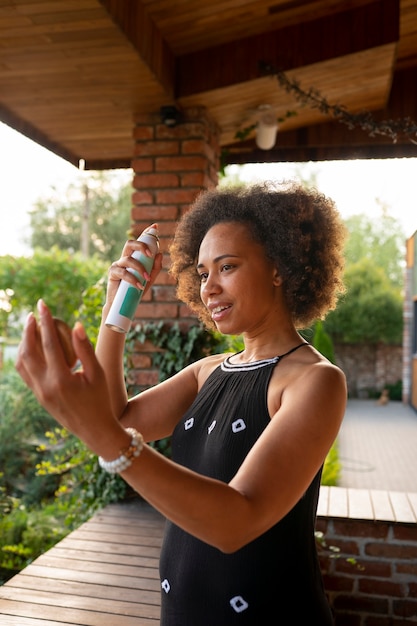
197;221;282;335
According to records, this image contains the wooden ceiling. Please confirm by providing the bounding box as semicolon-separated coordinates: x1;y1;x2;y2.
0;0;416;169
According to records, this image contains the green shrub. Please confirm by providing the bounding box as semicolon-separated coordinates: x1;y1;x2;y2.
36;427;127;527
385;380;402;402
0;365;58;503
321;440;341;486
0;501;69;584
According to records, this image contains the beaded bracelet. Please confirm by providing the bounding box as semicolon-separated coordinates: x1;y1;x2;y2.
98;427;144;474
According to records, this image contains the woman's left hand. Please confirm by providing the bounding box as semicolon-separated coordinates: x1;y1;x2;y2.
16;299;125;457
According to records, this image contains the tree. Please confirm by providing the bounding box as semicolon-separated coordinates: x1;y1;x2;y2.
0;249;107;339
28;170;132;262
323;258;403;344
343;203;405;289
322;205;405;345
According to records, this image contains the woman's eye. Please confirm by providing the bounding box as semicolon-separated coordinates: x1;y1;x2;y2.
199;272;208;282
221;264;233;272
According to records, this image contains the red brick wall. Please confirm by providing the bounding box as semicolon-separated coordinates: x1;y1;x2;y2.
128;106;220;391
316;516;417;624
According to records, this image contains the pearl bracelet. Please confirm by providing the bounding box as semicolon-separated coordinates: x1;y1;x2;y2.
98;428;144;474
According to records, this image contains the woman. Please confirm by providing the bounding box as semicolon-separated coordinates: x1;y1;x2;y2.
17;182;347;624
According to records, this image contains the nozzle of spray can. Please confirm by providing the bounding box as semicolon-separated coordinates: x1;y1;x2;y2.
105;224;160;333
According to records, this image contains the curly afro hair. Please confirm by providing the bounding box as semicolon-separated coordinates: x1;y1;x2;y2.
169;181;346;330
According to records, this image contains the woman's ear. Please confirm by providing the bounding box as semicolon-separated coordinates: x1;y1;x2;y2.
273;269;283;287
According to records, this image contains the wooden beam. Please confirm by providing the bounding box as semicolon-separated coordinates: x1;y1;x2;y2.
0;103;80;168
223;141;417;165
98;0;176;98
177;0;400;97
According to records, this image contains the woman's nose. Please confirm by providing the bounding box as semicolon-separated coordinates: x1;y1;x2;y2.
201;273;221;296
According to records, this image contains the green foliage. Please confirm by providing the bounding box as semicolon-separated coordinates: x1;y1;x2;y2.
0;249;107;340
312;320;335;363
343;209;405;289
0;367;71;582
36;427;127;527
0;366;58;504
29;170;132;262
0;361;126;582
321;207;405;346
385;380;403;402
127;321;224;383
75;277;107;347
324;258;403;344
0;500;70;582
0;474;13;516
321;441;341;486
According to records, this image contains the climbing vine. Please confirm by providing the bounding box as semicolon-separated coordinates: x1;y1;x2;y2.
231;64;417;146
127;321;225;383
269;65;417;144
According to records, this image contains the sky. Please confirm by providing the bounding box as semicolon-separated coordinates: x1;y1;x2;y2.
1;120;417;257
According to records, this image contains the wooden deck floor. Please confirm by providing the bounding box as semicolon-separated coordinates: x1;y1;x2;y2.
0;499;165;625
1;487;415;625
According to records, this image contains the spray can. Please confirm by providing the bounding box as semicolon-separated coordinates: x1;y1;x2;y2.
105;224;160;333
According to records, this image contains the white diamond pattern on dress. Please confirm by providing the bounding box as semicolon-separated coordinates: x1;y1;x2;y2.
230;595;249;613
232;419;246;433
161;578;171;593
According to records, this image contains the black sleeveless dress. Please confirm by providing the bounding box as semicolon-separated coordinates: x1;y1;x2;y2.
159;346;334;625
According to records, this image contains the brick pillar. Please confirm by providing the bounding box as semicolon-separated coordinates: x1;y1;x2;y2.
128;107;221;391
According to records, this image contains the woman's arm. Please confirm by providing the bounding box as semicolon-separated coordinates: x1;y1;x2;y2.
95;236;163;418
122;361;346;553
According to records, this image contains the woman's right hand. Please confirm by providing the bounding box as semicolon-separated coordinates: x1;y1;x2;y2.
106;239;163;305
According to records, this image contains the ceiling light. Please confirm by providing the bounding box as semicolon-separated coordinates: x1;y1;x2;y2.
256;109;278;150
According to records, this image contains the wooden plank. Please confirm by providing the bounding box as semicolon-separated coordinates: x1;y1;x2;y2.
317;485;329;517
319;487;417;523
5;575;160;605
25;557;160;584
68;529;164;545
0;587;160;619
16;561;159;590
389;491;417;523
370;490;396;522
347;488;374;520
407;492;417;520
56;537;161;558
327;486;349;518
0;614;76;626
0;599;158;625
76;519;165;535
44;545;159;568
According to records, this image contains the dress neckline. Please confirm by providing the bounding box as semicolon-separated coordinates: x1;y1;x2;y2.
220;342;309;372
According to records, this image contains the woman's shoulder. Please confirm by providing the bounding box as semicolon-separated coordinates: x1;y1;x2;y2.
268;344;346;412
284;344;346;385
193;352;231;388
